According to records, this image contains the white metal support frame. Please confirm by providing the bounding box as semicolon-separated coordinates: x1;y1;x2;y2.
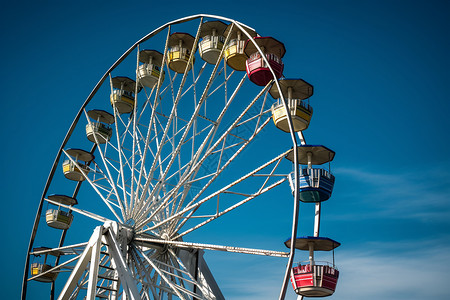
104;223;140;300
58;226;103;300
86;226;103;300
22;14;317;300
58;223;140;300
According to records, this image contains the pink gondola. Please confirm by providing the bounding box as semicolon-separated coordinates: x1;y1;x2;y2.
244;37;285;86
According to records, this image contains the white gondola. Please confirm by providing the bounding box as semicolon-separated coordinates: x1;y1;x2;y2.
62;148;94;182
223;24;257;71
167;32;195;73
270;79;314;132
198;21;228;64
45;194;77;230
86;109;114;144
30;247;62;282
286;145;335;202
110;76;141;114
285;237;340;297
137;49;165;88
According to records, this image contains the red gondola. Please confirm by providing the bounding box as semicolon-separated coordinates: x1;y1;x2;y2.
286;236;340;297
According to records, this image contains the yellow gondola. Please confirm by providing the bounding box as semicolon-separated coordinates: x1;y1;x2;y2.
270;79;314;132
62;148;94;182
110;76;141;114
167;32;195;73
223;24;257;71
30;248;62;282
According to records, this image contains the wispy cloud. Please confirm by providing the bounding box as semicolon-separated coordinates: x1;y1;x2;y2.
331;166;450;222
335;238;450;299
205;253;297;299
208;237;450;300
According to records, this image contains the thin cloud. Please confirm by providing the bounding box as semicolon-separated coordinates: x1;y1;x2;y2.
335;238;450;299
331;166;450;222
207;238;450;300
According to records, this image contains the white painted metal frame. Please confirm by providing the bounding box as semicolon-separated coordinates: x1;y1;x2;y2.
23;14;305;300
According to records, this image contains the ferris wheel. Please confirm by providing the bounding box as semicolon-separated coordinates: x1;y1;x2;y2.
22;14;340;300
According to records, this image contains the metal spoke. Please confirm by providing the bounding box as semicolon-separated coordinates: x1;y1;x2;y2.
83;109;127;221
62;149;123;223
135;237;289;258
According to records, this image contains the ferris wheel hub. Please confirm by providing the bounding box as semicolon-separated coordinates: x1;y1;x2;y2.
125;218;136;227
105;221;134;246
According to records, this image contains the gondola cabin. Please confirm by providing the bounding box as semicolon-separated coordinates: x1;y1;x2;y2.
223;24;257;71
270;79;314;132
137;50;165;88
198;21;227;64
285;237;340;297
45;194;77;230
62;148;94;182
110;76;140;114
30;247;62;282
168;32;195;73
286;145;335;202
86;109;114;144
244;37;285;86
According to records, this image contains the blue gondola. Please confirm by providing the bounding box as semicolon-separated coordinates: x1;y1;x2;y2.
286;145;335;202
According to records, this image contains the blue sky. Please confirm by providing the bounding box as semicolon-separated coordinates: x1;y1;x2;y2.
1;0;449;299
